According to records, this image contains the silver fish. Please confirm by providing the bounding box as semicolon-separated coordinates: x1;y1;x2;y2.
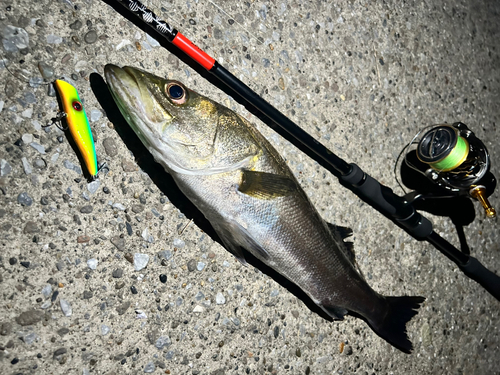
104;64;424;353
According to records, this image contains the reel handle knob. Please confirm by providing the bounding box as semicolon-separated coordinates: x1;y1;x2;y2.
470;186;496;218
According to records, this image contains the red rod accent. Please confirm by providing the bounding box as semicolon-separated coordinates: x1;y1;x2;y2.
172;32;215;70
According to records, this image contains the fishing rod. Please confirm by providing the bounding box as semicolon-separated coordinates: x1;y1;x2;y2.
103;0;500;300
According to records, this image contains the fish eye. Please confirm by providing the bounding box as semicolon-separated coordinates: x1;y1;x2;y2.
166;83;188;105
72;101;83;111
168;84;184;99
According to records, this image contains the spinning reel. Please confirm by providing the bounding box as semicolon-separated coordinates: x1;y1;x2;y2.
398;122;496;219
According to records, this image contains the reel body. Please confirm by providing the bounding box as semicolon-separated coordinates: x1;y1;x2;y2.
400;122;496;218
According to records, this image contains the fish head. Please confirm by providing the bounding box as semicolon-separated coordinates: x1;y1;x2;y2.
104;64;225;174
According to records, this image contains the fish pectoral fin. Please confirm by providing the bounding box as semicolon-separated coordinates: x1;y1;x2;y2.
238;170;297;199
319;303;348;321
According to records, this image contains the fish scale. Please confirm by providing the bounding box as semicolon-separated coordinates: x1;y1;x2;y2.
104;64;425;353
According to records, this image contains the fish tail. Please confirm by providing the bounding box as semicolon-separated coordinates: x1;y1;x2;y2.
369;296;425;354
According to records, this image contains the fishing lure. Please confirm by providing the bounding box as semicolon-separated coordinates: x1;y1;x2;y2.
53;79;99;180
1;57;102;180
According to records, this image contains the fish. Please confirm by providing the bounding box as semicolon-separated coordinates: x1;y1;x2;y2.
104;64;425;353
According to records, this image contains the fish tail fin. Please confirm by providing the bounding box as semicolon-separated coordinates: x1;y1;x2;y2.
369;296;425;354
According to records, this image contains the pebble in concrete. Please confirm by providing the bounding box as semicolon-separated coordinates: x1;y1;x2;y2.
87;258;98;270
216;292;226;305
60;299;72;317
101;324;110;335
16;309;43;326
17;192;33;206
134;253;149;271
144;361;156;373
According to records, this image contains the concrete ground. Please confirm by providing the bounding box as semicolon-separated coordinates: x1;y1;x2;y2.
1;0;499;374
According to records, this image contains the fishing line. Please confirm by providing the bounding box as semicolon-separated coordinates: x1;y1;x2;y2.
206;0;266;45
0;56;49;86
417;128;469;172
1;56;62;129
2;55;68;129
393;142;410;195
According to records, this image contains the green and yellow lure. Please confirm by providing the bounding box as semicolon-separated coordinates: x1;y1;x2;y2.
54;79;99;180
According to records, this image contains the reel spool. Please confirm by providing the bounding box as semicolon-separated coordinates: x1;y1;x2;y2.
400;122;496;218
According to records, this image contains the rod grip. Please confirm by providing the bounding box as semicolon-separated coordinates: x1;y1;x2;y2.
460;257;500;300
340;164;433;239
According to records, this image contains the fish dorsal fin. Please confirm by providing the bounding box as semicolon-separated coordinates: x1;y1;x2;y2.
238;170;297;199
327;223;355;262
327;223;366;280
330;224;353;240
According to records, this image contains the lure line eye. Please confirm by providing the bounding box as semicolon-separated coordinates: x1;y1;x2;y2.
166;83;187;105
72;101;83;111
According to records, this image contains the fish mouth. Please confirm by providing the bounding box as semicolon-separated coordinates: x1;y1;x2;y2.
104;64;148;93
104;64;141;102
106;65;152;110
104;63;174;120
104;64;173;147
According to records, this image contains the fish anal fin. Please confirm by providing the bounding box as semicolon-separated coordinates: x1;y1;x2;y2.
212;223;248;265
238;170;296;199
319;303;348;320
213;220;270;263
218;234;248;266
